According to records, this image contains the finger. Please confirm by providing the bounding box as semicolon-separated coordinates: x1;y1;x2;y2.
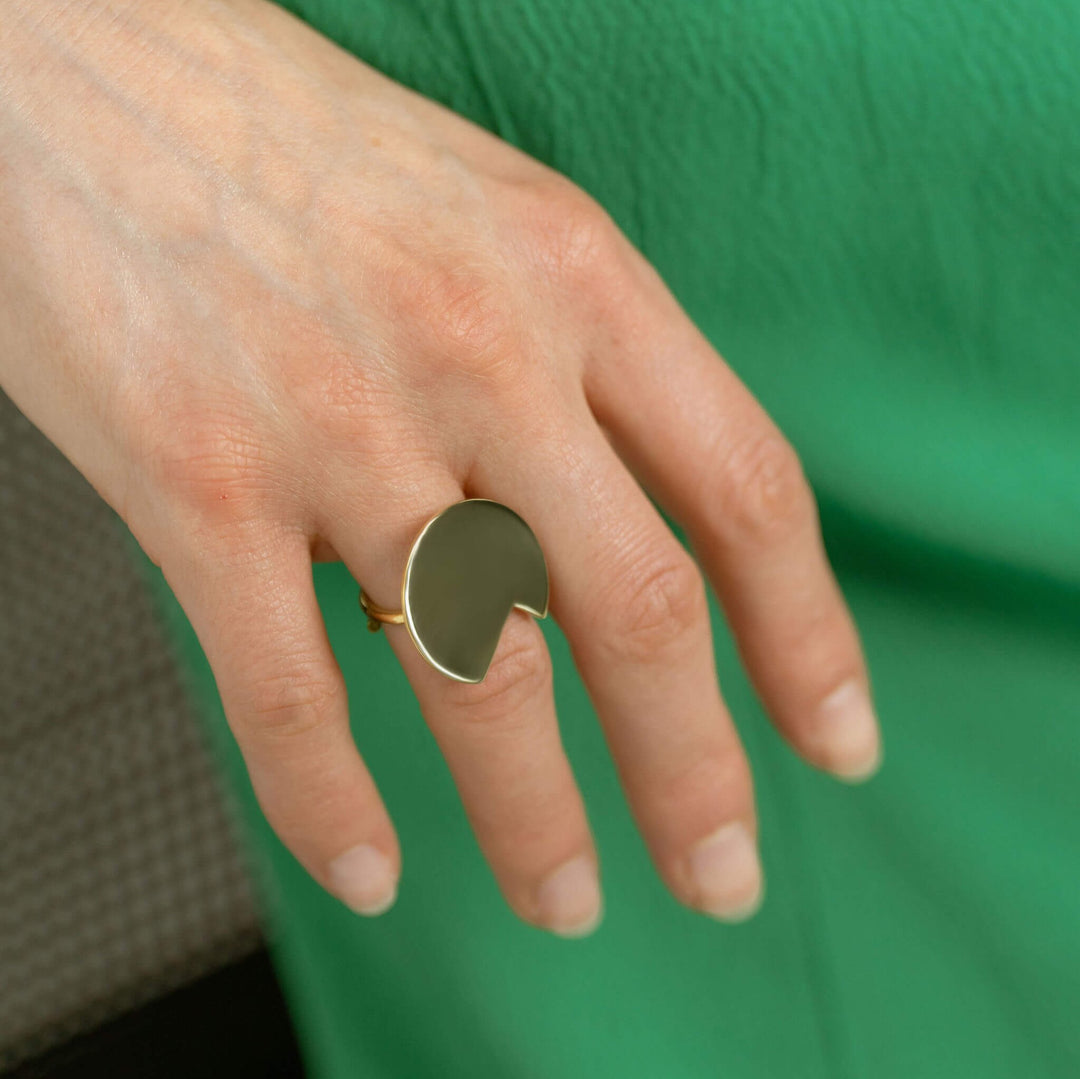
473;414;764;922
164;522;401;916
585;254;881;782
327;489;602;938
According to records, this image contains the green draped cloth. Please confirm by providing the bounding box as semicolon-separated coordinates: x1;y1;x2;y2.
147;2;1080;1076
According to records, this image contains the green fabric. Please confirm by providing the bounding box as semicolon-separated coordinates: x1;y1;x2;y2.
146;2;1080;1076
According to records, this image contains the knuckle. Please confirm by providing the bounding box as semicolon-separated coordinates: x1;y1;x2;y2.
286;341;411;458
443;621;551;724
278;317;373;427
155;417;277;532
713;429;812;544
528;183;627;294
241;667;342;743
655;747;752;822
601;548;708;664
272;315;435;471
396;259;518;378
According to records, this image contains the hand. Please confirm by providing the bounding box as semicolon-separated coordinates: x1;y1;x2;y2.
0;0;880;935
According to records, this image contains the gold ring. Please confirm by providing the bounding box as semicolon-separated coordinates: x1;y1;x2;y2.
359;591;405;629
358;499;549;684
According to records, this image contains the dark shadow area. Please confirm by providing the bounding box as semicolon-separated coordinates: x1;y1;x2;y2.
8;950;305;1079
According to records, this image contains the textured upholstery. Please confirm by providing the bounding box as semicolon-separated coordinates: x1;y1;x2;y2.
0;390;260;1071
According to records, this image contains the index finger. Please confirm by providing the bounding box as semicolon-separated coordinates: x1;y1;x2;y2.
584;249;882;781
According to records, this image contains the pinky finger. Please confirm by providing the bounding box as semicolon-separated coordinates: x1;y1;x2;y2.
164;524;401;915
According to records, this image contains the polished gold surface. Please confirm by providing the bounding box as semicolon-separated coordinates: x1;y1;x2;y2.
359;499;549;683
358;590;405;632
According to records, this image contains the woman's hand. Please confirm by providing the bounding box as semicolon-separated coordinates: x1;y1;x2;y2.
0;0;880;935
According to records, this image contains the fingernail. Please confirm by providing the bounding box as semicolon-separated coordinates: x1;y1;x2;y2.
536;855;603;938
688;822;764;922
816;680;883;783
328;844;398;916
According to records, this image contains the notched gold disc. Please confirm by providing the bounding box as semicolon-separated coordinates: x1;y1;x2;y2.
402;499;549;683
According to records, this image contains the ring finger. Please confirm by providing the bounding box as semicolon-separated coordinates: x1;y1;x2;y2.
324;478;602;938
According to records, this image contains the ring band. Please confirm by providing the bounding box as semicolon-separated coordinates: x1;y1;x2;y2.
359;590;405;630
358;499;549;684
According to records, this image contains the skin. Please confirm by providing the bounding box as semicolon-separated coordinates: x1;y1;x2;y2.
0;0;881;937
